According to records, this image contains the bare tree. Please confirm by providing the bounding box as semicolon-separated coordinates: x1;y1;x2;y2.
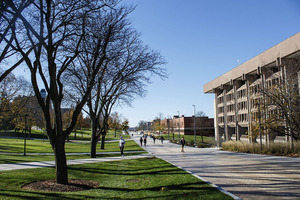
120;118;129;133
259;58;300;148
151;113;165;135
84;22;166;156
63;5;139;157
196;111;206;143
137;120;147;131
0;1;35;82
4;0;120;184
109;111;121;137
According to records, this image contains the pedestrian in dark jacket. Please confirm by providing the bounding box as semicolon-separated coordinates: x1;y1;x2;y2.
180;137;186;152
160;136;164;144
144;137;147;146
140;137;143;146
119;136;125;157
153;136;156;144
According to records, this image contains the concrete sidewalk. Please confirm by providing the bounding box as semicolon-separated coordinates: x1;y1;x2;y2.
0;153;151;171
0;150;145;156
132;132;300;200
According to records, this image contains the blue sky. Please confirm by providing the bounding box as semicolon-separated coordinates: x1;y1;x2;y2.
11;0;300;127
115;0;300;126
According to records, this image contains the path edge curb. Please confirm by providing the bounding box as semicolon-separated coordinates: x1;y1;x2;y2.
155;155;242;200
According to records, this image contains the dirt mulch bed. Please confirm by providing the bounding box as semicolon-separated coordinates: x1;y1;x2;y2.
22;179;98;192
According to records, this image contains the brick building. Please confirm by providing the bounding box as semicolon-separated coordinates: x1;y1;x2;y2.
161;115;214;137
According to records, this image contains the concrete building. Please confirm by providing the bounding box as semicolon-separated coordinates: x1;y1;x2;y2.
161;115;214;137
204;33;300;145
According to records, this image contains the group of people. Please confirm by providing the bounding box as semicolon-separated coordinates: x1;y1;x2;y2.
139;135;165;146
140;136;147;146
119;134;187;157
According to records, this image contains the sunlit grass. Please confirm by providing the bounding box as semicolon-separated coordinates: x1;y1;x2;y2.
0;157;233;200
0;152;147;164
0;137;144;164
0;138;141;153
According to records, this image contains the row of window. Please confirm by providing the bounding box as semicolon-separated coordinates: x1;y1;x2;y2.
238;114;248;122
218;109;284;125
251;98;262;109
217;77;282;106
218;106;224;113
237;89;247;99
252;109;282;121
249;84;261;95
226;93;234;102
217;96;224;104
227;104;235;112
227;115;235;123
266;77;281;89
218;113;248;124
227;114;248;123
238;101;247;110
218;101;248;114
219;117;224;124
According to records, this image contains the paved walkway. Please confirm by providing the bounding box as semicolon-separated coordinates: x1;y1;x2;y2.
132;132;300;200
0;153;151;171
2;133;300;200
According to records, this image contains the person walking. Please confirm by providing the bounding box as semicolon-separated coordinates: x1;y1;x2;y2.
144;137;147;146
140;137;143;146
153;136;156;144
119;136;125;157
180;137;186;152
160;136;164;144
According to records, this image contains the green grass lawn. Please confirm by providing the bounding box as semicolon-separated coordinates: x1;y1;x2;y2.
0;138;141;153
0;138;144;164
0;152;146;164
0;129;130;141
0;157;233;200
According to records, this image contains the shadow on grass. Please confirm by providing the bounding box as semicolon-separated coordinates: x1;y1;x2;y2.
0;182;220;200
72;166;186;176
68;159;186;176
97;182;213;192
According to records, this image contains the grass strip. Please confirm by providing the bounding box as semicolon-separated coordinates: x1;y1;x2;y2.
0;138;142;153
0;152;147;164
0;157;233;200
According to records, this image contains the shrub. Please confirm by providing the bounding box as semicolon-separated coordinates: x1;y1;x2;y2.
221;140;300;156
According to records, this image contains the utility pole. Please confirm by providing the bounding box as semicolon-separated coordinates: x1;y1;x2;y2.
193;105;196;145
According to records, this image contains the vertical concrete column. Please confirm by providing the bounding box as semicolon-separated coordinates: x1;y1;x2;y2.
261;74;268;145
233;84;240;141
280;65;289;142
214;93;221;146
243;73;257;143
246;80;252;143
223;89;228;141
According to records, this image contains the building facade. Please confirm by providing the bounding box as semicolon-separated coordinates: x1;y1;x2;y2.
161;115;214;137
204;33;300;145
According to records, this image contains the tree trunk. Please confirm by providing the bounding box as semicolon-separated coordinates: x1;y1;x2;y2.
101;131;106;149
90;119;98;158
52;135;68;184
91;135;98;158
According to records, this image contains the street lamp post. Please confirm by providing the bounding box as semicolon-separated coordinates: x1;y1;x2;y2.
193;105;196;145
23;114;29;156
177;111;180;141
